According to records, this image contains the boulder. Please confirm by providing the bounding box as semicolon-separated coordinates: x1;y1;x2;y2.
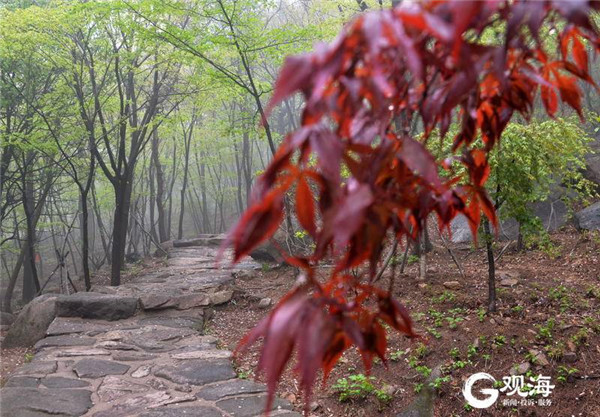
574;201;600;231
173;234;226;248
583;135;600;190
396;365;442;417
1;294;57;348
250;240;285;264
450;190;569;244
56;292;138;321
0;311;15;325
443;281;461;289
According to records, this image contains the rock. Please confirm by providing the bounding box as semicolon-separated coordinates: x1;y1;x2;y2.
41;376;90;388
216;393;292;417
112;351;158;361
13;361;57;376
0;311;15;325
132;365;152;378
140;294;174;310
564;352;578;363
174;294;211;310
382;385;398;396
125;252;142;263
91;391;174;417
209;290;233;305
73;358;130;378
3;376;40;387
511;362;531;375
56;292;138;321
195;379;266;401
250;240;285;264
567;340;577;352
497;270;520;286
418;283;427;289
140;406;224;417
56;348;111;357
2;294;57;348
310;402;320;412
173;235;226;248
170;350;232;360
258;298;272;309
97;375;149;402
34;335;96;349
154;360;236;386
0;387;92;416
443;281;461;289
500;278;519;287
574;201;600;231
46;317;121;336
234;270;257;281
528;349;550;367
396;365;442;417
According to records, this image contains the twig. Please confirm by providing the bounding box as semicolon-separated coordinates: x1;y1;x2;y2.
374;238;399;283
437;228;465;278
494;240;512;263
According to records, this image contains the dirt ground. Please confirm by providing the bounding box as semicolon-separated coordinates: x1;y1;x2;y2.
211;226;600;417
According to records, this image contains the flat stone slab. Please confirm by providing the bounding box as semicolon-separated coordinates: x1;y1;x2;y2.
0;387;92;416
35;335;96;349
56;292;138;321
3;376;40;387
170;350;232;360
55;348;111;357
196;379;266;401
216;393;293;417
112;351;158;361
136;317;200;329
46;317;135;336
73;358;130;378
41;376;90;388
154;360;235;385
97;375;150;402
13;360;57;376
140;406;224;417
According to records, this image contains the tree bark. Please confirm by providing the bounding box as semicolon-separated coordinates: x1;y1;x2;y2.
151;130;168;242
110;175;133;286
484;218;497;312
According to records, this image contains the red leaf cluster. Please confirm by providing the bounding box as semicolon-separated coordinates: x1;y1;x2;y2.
228;0;600;413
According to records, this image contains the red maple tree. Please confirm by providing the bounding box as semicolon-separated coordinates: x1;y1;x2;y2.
226;0;600;412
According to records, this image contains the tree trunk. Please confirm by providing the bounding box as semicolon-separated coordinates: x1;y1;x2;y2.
151;130;168;242
80;194;91;290
110;176;133;286
22;172;40;303
177;120;193;240
484;218;497;312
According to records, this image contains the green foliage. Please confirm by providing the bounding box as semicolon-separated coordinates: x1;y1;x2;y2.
433;290;456;304
557;366;579;383
536;319;555;342
389;349;406;362
332;374;375;402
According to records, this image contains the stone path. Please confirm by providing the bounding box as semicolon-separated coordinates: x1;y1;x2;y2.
0;236;299;417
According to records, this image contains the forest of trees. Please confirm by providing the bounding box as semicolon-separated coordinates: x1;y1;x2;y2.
0;0;378;311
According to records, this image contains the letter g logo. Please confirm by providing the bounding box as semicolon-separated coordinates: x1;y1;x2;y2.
462;372;499;409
